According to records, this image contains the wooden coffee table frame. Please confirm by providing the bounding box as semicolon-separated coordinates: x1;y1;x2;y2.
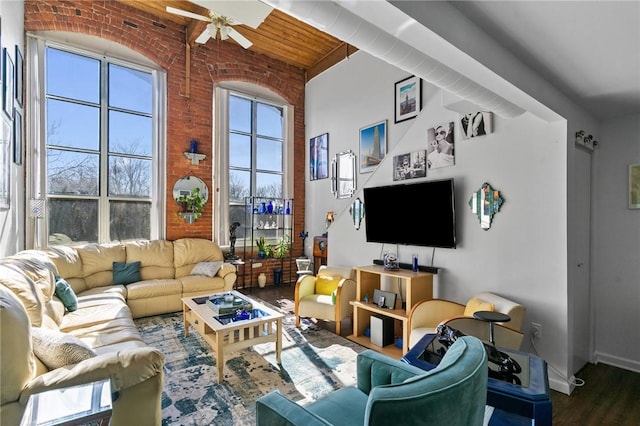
181;290;283;383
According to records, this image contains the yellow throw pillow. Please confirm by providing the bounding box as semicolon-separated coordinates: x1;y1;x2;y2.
464;297;495;317
315;275;341;296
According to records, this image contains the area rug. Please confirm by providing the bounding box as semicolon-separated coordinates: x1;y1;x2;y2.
135;305;366;425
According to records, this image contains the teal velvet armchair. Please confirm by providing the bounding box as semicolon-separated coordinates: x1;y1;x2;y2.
256;336;488;426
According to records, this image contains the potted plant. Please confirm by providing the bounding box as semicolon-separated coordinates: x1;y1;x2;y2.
256;236;267;259
176;187;206;222
274;235;290;259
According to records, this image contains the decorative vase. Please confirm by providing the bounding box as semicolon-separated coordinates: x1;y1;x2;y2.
267;201;274;214
258;273;267;288
285;201;291;215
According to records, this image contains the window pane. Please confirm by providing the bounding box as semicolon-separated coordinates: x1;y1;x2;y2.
47;149;99;195
229;133;251;168
257;102;283;138
108;156;151;197
46;48;100;103
109;111;152;156
47;99;100;150
108;64;152;113
229;169;250;203
229;204;247;240
48;199;99;244
110;201;151;241
256;172;282;198
257;138;282;172
229;96;251;132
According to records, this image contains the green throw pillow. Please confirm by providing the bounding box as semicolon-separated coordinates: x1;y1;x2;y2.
54;276;78;312
113;261;141;285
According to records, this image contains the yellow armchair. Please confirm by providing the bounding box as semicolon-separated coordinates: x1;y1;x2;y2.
408;291;526;350
294;265;356;336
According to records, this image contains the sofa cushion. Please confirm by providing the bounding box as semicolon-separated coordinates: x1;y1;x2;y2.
55;276;78;312
0;286;37;405
125;239;175;280
113;261;141;285
31;327;97;370
463;297;495;317
191;261;224;277
0;264;46;327
174;238;223;277
77;243;126;288
46;245;87;293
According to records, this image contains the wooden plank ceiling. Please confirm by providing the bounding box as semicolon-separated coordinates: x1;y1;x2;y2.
118;0;357;81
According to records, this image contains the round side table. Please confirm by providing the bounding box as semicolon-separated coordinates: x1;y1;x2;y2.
473;310;511;346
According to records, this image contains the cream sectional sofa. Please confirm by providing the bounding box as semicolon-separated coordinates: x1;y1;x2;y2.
0;238;237;426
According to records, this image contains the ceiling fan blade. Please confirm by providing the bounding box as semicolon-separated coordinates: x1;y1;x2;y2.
195;30;211;44
166;6;210;22
228;27;253;49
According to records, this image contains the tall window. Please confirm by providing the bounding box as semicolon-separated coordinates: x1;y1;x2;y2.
228;93;285;241
31;39;165;246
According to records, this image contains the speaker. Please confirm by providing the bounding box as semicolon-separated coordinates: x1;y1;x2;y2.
370;315;394;347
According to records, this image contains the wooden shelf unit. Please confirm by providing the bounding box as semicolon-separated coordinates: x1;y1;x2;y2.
347;265;434;358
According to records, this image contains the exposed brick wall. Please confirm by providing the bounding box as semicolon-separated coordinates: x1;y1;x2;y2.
24;0;307;254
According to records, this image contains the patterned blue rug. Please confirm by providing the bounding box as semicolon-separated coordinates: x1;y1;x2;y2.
135;307;365;425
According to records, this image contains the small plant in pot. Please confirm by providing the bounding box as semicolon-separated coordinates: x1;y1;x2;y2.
274;235;290;259
176;187;206;219
256;236;268;259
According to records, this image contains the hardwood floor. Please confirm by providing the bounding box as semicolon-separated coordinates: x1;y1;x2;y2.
241;283;640;425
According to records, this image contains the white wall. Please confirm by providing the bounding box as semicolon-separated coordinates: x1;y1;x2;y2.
305;51;574;392
0;1;25;258
591;113;640;371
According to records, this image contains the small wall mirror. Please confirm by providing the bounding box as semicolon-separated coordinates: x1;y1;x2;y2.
468;182;504;229
331;150;356;199
173;176;209;203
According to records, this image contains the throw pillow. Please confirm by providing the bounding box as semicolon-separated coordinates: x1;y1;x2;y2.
112;261;141;285
54;276;78;312
31;327;97;370
190;261;224;277
463;297;495;317
315;275;341;296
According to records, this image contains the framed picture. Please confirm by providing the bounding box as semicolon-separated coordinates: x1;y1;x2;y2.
3;48;14;120
14;45;23;108
359;120;387;173
427;121;455;169
13;108;22;165
393;150;426;181
310;133;329;180
630;163;640;209
0;116;10;209
459;111;493;139
394;75;421;123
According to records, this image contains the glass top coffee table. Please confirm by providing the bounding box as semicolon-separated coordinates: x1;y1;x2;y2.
181;290;284;383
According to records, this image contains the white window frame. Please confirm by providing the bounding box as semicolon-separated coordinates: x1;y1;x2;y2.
26;34;167;248
213;83;294;248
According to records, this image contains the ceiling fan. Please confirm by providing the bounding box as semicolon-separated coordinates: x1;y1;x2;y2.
166;1;273;49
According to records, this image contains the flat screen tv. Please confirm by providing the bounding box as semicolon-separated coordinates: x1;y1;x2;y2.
363;179;456;248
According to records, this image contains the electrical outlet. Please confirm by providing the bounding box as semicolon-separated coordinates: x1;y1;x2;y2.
252;262;262;268
531;322;542;339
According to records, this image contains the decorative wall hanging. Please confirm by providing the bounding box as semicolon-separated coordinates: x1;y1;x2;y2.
13;108;21;165
393;150;426;181
459;111;492;139
630;163;640;209
359;120;387;173
427;121;454;169
0;117;10;209
350;197;365;230
310;133;329;180
468;182;504;229
14;44;23;108
173;175;209;223
394;75;422;123
331;149;356;198
2;48;14;120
